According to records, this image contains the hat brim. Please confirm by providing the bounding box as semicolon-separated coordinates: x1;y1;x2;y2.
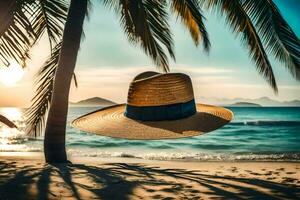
71;104;233;140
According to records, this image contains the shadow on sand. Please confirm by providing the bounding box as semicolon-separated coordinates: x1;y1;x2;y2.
0;161;299;200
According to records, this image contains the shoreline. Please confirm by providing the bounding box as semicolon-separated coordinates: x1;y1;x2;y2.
1;152;300;163
1;155;300;199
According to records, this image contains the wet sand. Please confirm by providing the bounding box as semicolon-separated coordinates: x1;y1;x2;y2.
0;154;299;199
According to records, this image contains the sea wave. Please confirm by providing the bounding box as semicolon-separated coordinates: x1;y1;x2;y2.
1;143;300;161
0;146;41;152
67;149;300;161
231;120;300;126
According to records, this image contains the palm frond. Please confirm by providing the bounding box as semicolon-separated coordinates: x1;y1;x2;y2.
25;42;61;137
72;73;78;88
0;114;18;129
0;0;35;67
200;0;278;92
103;0;174;72
242;0;300;80
171;0;210;51
25;42;78;137
0;0;68;67
31;0;68;50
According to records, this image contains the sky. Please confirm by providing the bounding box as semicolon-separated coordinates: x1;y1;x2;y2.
0;0;300;107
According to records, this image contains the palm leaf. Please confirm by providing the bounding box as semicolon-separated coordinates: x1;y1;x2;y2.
242;0;300;80
0;0;68;67
30;0;68;50
0;114;18;129
0;0;35;67
25;42;61;137
200;0;278;92
171;0;210;51
103;0;175;72
25;42;78;137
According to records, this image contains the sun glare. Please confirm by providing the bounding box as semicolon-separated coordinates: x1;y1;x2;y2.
0;61;24;86
0;108;23;121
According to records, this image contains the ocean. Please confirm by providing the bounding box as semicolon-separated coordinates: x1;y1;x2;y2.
0;107;300;161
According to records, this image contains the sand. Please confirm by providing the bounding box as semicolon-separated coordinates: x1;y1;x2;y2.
0;154;299;200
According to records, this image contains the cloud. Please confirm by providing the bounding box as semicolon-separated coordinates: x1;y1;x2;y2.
172;65;233;74
70;65;299;103
74;65;233;86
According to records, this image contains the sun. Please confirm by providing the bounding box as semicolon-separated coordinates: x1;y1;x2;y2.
0;61;24;86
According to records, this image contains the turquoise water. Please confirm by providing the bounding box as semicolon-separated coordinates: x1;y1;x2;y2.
1;107;300;161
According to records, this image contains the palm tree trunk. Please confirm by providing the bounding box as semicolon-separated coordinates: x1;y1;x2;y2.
44;0;87;163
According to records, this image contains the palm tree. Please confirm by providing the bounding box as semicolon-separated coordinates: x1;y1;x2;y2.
43;0;88;162
1;0;300;163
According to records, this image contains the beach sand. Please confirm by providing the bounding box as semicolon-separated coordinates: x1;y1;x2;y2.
0;154;299;200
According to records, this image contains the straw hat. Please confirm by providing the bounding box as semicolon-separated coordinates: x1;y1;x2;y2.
72;71;233;140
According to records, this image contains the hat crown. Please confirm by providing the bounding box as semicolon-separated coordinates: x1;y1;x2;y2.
127;71;195;106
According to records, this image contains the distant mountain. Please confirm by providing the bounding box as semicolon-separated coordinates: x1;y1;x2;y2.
70;97;116;107
71;96;300;107
230;102;262;107
199;96;300;107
